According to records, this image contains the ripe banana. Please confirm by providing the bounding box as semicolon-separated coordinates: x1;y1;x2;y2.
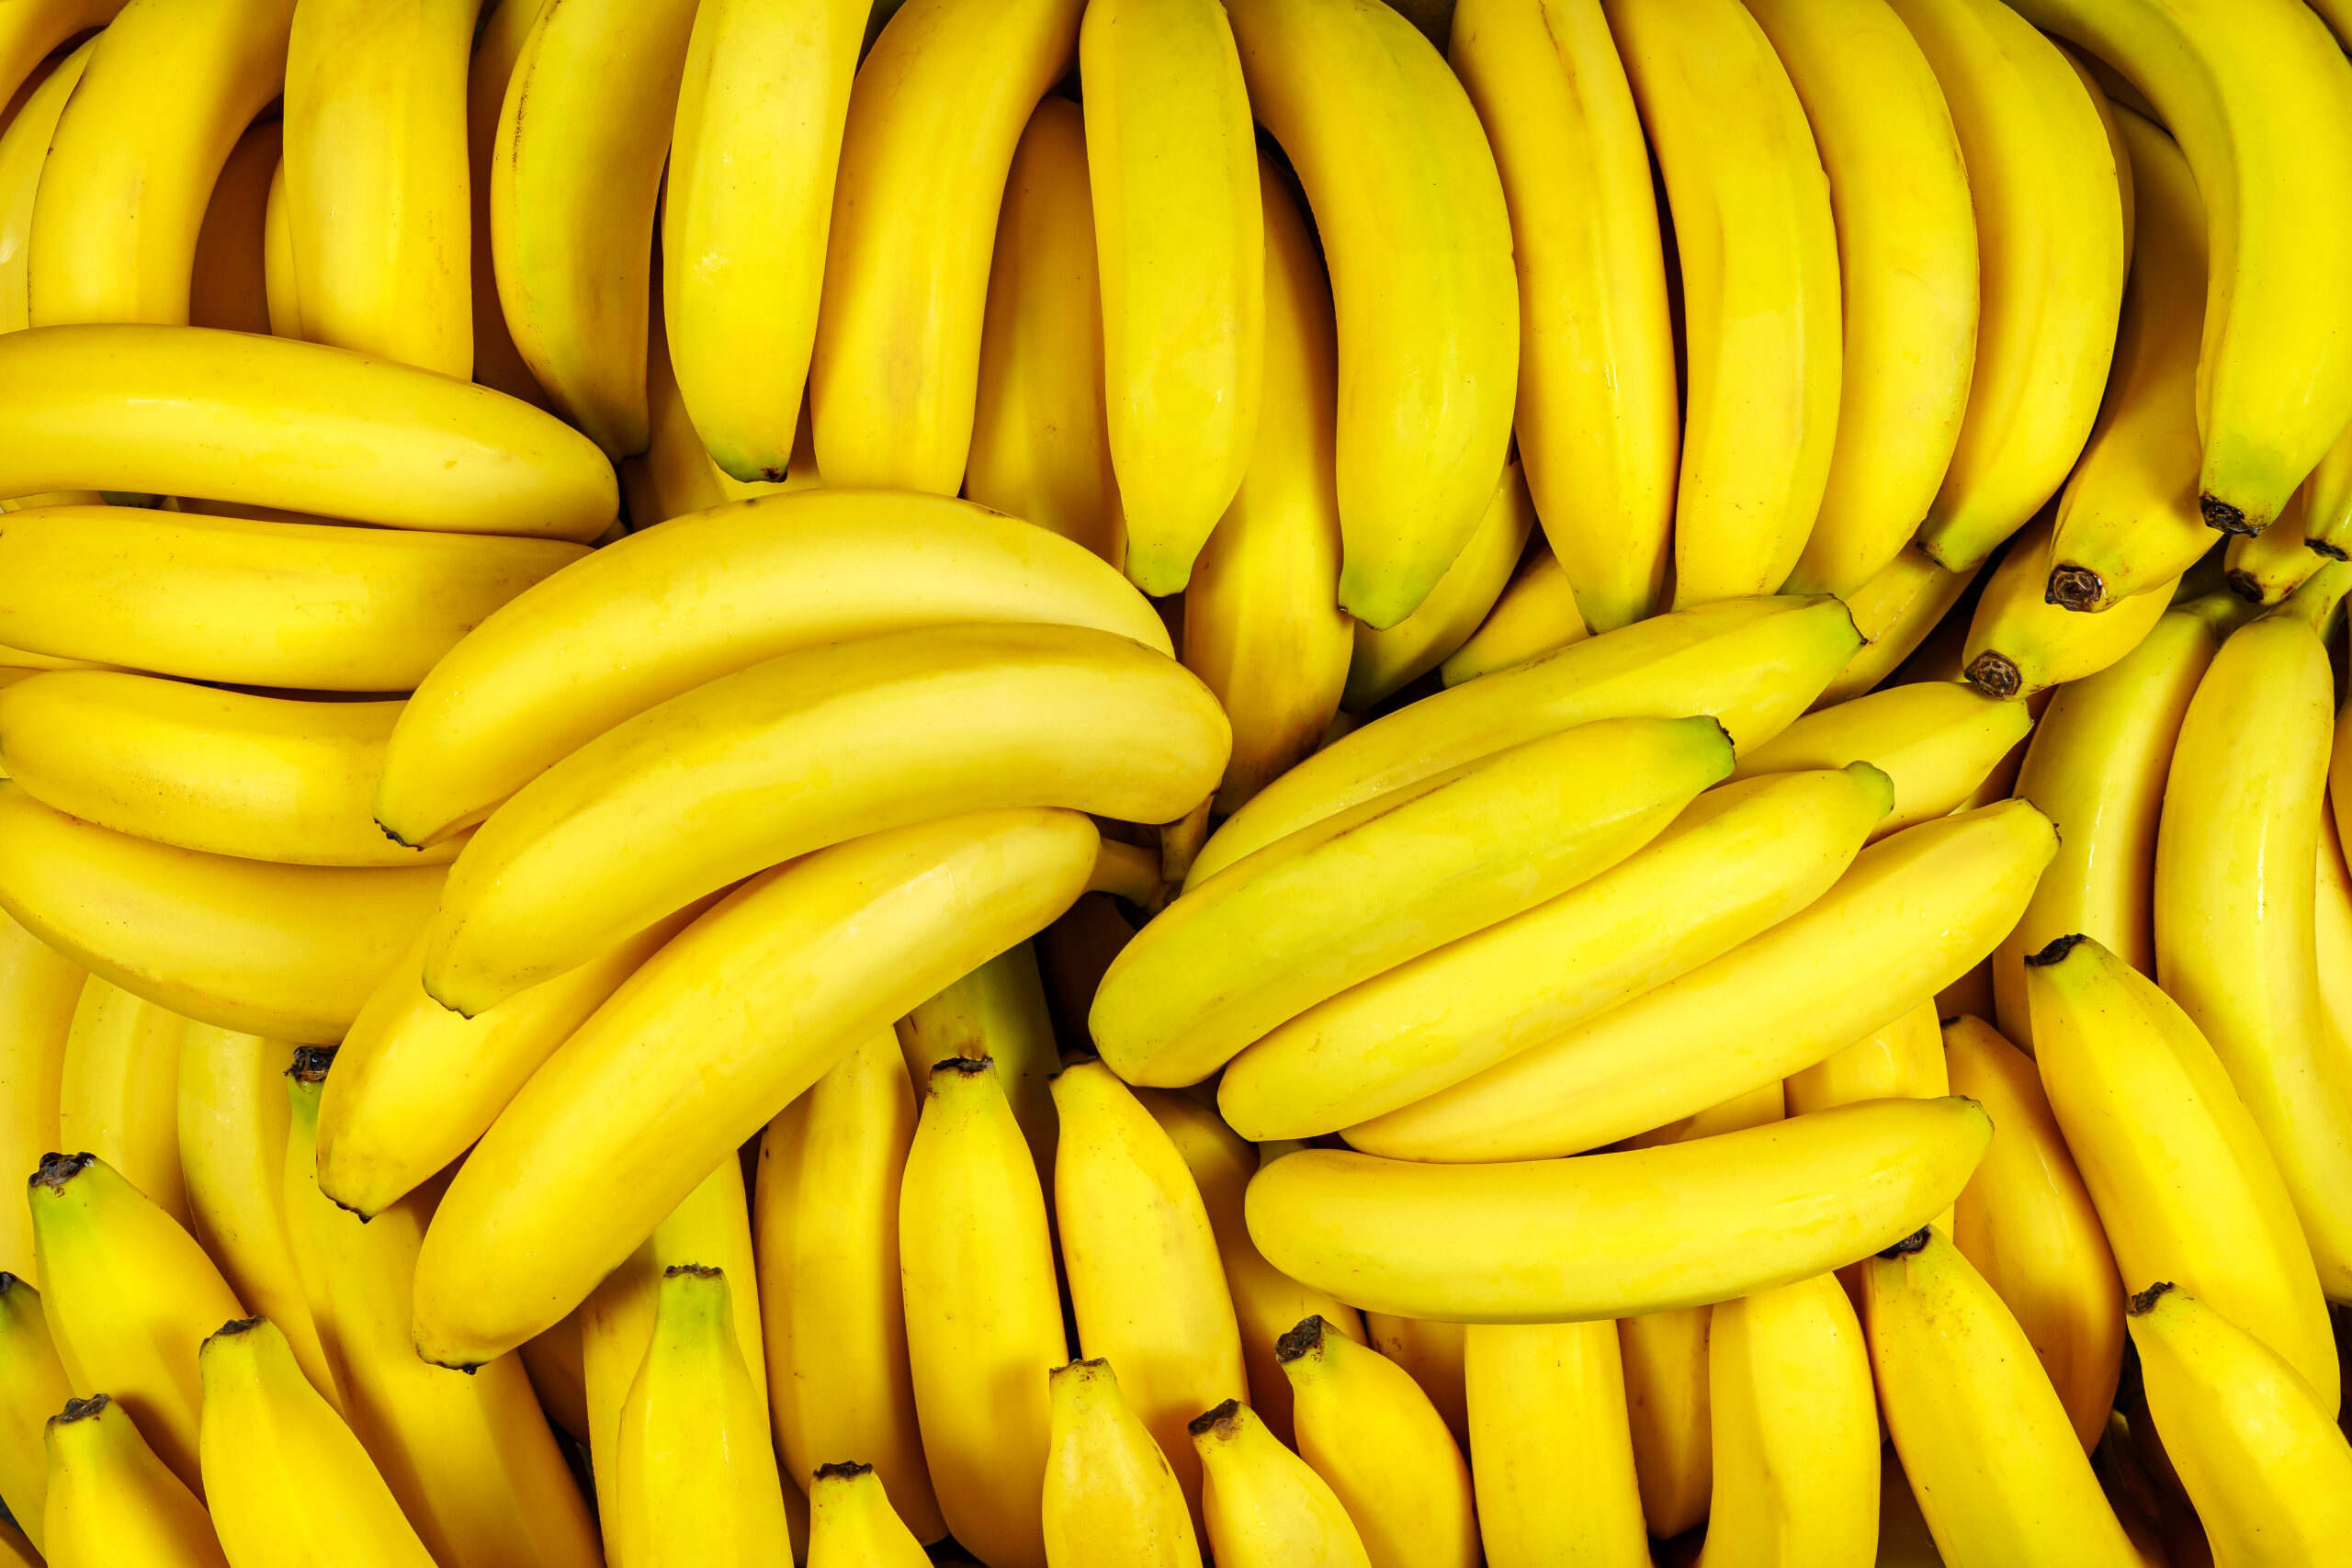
1081;0;1261;593
1893;0;2126;571
1180;155;1351;812
1349;800;2053;1161
1963;513;2177;700
412;809;1098;1368
1343;462;1532;711
1279;1318;1478;1568
42;1393;227;1568
897;944;1062;1194
1463;1321;1649;1567
965;98;1126;570
1252;1098;1990;1322
1224;0;1517;628
1219;765;1888;1140
1189;593;1860;886
196;1316;436;1568
2322;808;2352;1087
421;623;1222;1014
1040;1359;1201;1568
1863;1229;2143;1567
1731;681;2032;840
0;1276;70;1553
663;0;864;481
2311;417;2352;561
2010;0;2352;537
0;0;123;107
1812;547;1980;709
809;1461;933;1568
622;299;809;526
1355;1314;1470;1452
1438;540;1589;687
1097;715;1734;1088
462;0;546;405
2221;495;2324;606
1189;1399;1373;1568
1784;998;1945;1117
809;0;1083;492
60;976;187;1225
261;157;300;338
1448;0;1675;633
374;490;1169;848
0;912;77;1280
0;37;96;333
187;119;278;335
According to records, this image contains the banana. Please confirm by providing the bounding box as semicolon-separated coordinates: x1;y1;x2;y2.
1963;513;2177;699
2125;1281;2352;1563
2154;564;2352;1295
281;0;476;374
2322;807;2352;1087
1190;594;1860;886
1218;765;1888;1140
965;97;1127;570
375;491;1168;849
1438;539;1589;687
60;976;188;1225
1731;682;2033;839
2311;417;2352;561
663;0;863;481
1349;800;2053;1161
0;37;97;333
0;0;124;106
621;296;810;526
1863;1228;2143;1567
187;119;278;334
1343;462;1532;712
1224;0;1518;628
1253;1098;1990;1322
1098;715;1734;1088
196;1316;436;1568
0;1276;68;1553
1180;154;1351;812
412;809;1097;1368
1991;595;2229;1048
1463;1321;1649;1567
0;785;442;1043
1448;0;1674;633
1784;998;1945;1116
2009;0;2352;537
42;1393;228;1568
2339;686;2352;852
29;1153;243;1492
1941;1014;2124;1451
1892;0;2126;571
1040;1359;1201;1568
458;0;543;400
1354;1315;1469;1452
809;0;1083;493
261;156;300;337
1278;1317;1477;1568
1610;0;1839;607
2026;933;2338;1411
515;1311;588;1444
1812;547;1981;709
755;1032;945;1542
899;1057;1065;1568
1188;1399;1373;1568
1081;0;1261;593
2220;493;2324;606
421;623;1223;1014
809;1461;933;1568
0;911;77;1280
897;944;1061;1194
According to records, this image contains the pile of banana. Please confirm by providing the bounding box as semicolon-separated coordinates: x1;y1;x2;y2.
3;0;2352;1562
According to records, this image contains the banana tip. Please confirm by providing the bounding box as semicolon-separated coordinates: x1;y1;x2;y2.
1876;1226;1932;1260
1962;651;2021;700
2044;564;2103;612
1273;1315;1327;1364
2199;495;2255;536
2127;1280;2176;1316
1187;1398;1243;1438
2024;933;2086;968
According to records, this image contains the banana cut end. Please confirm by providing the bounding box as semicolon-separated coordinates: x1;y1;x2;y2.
2045;564;2104;612
1876;1226;1932;1260
1187;1399;1243;1438
2126;1280;2177;1316
2024;933;2087;968
2199;495;2256;536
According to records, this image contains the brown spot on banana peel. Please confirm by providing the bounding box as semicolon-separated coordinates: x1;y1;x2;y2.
2200;495;2256;535
2223;569;2267;604
2045;563;2105;612
1877;1226;1933;1260
1963;650;2022;699
2311;538;2349;561
2126;1280;2176;1317
2025;932;2088;967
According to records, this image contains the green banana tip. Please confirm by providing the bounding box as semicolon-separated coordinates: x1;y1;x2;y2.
1876;1227;1933;1261
1273;1315;1328;1364
2024;933;2088;968
2126;1281;2177;1318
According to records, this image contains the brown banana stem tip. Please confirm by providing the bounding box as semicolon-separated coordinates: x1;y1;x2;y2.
813;1461;874;1482
2044;564;2104;612
1962;651;2022;699
2222;570;2267;604
2025;933;2087;967
2311;538;2349;561
1877;1227;1933;1260
53;1394;107;1424
1187;1398;1243;1438
288;1045;337;1083
376;819;420;850
208;1317;265;1342
929;1055;994;1081
1273;1316;1327;1364
2199;495;2254;535
662;1263;723;1280
2127;1281;2176;1317
31;1152;93;1190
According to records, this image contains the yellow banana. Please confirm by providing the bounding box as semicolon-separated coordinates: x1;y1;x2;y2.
1731;681;2033;840
1893;0;2126;571
1355;1315;1469;1452
2322;807;2352;1088
620;297;808;525
1040;1359;1200;1568
59;976;187;1225
1219;765;1888;1140
1463;1321;1649;1567
421;623;1223;1014
663;0;863;481
2154;564;2352;1295
1255;1098;1990;1322
1438;539;1589;687
1225;0;1518;628
1343;462;1532;712
1618;1308;1712;1540
809;0;1083;492
187;118;278;335
43;1393;228;1568
2010;0;2352;537
809;1461;933;1568
1611;0;1839;607
0;911;77;1280
1189;1399;1372;1568
1863;1228;2143;1567
0;36;96;333
1811;547;1980;709
1098;716;1734;1088
2311;416;2352;561
461;0;546;403
899;1056;1065;1568
897;944;1061;1195
965;97;1126;570
195;1316;436;1568
1963;513;2177;700
1190;594;1860;886
2221;493;2324;606
261;155;300;338
2339;685;2352;851
1180;154;1351;811
0;0;124;107
1278;1318;1477;1568
1784;998;1944;1115
0;785;441;1043
1350;800;2053;1162
1448;0;1675;633
375;490;1168;848
413;809;1097;1368
0;1276;69;1553
515;1314;586;1446
1080;0;1261;593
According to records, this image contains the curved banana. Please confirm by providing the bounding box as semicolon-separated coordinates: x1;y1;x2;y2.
375;491;1167;848
1611;0;1838;607
1812;547;1979;709
1190;594;1860;886
809;1461;933;1568
0;786;442;1043
261;155;300;337
412;809;1097;1368
1097;716;1733;1088
1863;1229;2143;1567
1354;1314;1469;1452
621;299;809;526
1448;0;1674;633
1189;1399;1372;1568
1041;1359;1200;1568
2311;417;2352;561
1279;1317;1478;1568
1252;1098;1990;1323
0;912;77;1280
1081;0;1261;593
1438;540;1588;688
897;944;1061;1194
1892;0;2126;571
2221;493;2324;606
0;1276;69;1553
1349;800;2054;1162
0;37;97;333
42;1393;227;1568
196;1317;436;1568
1463;1321;1648;1566
0;0;124;107
664;0;864;481
1343;462;1532;712
187;119;279;335
899;1057;1065;1568
2322;807;2352;1085
809;0;1083;492
422;623;1222;1014
1224;0;1517;628
460;0;544;401
1783;998;1944;1117
1731;681;2033;839
1962;512;2177;697
60;976;188;1224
